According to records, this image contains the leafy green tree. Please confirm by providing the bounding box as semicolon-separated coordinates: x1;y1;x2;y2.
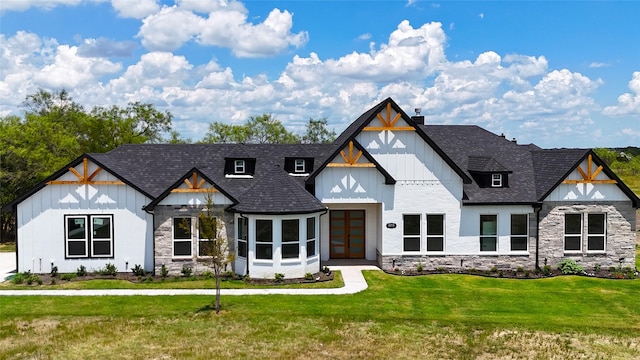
198;193;234;313
246;114;299;144
594;148;618;166
201;122;251;144
301;118;336;144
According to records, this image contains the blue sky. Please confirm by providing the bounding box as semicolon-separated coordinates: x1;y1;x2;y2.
1;0;639;147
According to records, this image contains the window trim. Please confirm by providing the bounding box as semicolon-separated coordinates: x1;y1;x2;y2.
255;219;273;260
491;173;503;187
510;214;528;252
306;217;317;258
64;214;114;259
586;213;606;253
281;219;300;259
172;216;193;259
402;214;421;253
294;159;306;173
480;214;498;252
426;214;445;252
564;213;582;253
234;159;246;174
237;217;248;258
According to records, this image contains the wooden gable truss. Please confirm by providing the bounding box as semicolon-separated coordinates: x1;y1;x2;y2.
327;141;375;168
171;171;219;193
46;158;124;185
363;103;415;132
562;154;617;185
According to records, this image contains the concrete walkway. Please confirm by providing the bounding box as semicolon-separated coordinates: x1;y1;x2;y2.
0;264;380;296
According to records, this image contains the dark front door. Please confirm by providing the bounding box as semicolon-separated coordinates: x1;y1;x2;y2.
330;210;365;259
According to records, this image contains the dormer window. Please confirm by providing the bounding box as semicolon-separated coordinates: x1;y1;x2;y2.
294;159;306;173
235;160;245;174
491;174;503;187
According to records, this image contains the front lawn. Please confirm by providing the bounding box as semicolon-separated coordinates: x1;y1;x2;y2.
0;242;15;252
1;271;639;359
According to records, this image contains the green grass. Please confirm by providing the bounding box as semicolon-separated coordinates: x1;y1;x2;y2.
0;242;15;252
1;272;639;359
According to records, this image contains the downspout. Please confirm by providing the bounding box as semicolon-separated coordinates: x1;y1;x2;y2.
319;208;329;266
143;206;155;275
240;213;249;276
534;204;542;270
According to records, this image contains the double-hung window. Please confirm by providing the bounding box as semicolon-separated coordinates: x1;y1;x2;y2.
403;214;421;252
426;215;444;252
282;219;299;259
306;217;316;257
564;214;582;252
234;160;245;174
510;214;528;251
198;218;216;257
587;214;606;252
294;159;306;173
173;217;192;257
480;215;497;251
491;174;503;187
65;215;113;258
255;219;273;260
237;217;248;258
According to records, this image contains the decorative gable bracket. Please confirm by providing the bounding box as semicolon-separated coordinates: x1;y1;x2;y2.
363;103;415;131
327;141;375;168
46;158;124;185
562;154;617;184
171;171;219;193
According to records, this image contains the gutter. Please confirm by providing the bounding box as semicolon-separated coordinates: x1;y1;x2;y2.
239;213;249;277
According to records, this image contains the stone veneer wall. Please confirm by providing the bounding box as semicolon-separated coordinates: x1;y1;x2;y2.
538;201;636;270
153;205;235;276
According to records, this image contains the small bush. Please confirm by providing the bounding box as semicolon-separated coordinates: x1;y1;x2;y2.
50;278;56;285
181;267;192;277
50;266;58;278
322;266;331;274
542;265;553;276
557;259;584;275
594;263;601;273
525;271;530;278
516;266;524;273
160;264;169;279
498;270;504;278
436;266;445;273
416;262;424;272
145;276;154;283
60;273;76;281
274;273;285;282
304;272;314;280
76;265;87;277
13;271;41;285
131;264;145;277
202;270;214;279
490;266;498;273
222;270;235;278
100;263;117;276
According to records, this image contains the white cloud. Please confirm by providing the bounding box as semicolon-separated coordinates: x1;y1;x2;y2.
602;71;640;116
357;33;372;41
479;13;484;19
77;38;138;57
589;62;610;68
137;4;308;57
111;0;159;18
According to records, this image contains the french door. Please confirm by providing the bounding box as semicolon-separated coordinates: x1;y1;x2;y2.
330;210;365;259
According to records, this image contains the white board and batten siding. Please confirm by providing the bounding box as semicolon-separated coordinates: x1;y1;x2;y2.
545;160;629;202
16;159;153;274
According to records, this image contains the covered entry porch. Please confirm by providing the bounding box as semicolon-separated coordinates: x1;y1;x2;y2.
320;203;381;263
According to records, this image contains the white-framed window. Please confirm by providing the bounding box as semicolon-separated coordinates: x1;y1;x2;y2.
306;217;316;257
282;219;299;259
234;160;245;174
197;217;216;257
587;213;606;252
255;219;273;260
426;214;444;252
564;213;582;252
173;217;192;258
491;174;503;187
510;214;528;251
480;214;497;251
65;215;114;258
294;159;306;173
403;214;421;252
237;217;248;258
